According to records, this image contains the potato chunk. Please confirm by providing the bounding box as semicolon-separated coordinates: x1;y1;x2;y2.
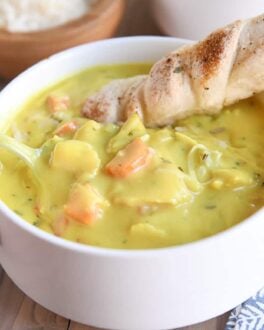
64;183;106;224
74;120;102;142
130;223;166;239
107;113;147;153
210;169;253;189
50;140;100;176
110;163;193;207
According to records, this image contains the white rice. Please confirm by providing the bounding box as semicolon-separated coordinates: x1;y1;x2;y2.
0;0;96;32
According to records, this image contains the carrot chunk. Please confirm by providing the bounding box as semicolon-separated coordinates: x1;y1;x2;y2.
54;121;78;136
46;95;70;113
105;138;153;178
64;183;104;225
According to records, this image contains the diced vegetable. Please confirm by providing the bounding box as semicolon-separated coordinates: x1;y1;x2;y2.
75;119;117;144
175;132;197;146
74;120;119;163
46;94;70;113
64;183;105;224
74;119;102;141
50;140;100;176
105;138;153;178
52;215;68;236
130;223;166;239
54;121;78;136
128;223;167;248
138;204;158;215
110;163;193;206
210;169;253;189
107;113;147;153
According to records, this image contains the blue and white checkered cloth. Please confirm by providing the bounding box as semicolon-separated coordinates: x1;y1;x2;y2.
226;288;264;330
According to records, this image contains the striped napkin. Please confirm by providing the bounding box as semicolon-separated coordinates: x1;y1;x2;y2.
226;288;264;330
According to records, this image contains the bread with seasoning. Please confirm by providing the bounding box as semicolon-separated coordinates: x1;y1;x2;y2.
82;14;264;126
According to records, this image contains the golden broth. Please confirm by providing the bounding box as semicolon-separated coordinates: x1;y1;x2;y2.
0;64;263;249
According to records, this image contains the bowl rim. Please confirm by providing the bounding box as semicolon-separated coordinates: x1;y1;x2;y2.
0;35;263;257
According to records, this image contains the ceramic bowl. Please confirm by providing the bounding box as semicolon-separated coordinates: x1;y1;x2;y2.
152;0;263;40
0;36;263;330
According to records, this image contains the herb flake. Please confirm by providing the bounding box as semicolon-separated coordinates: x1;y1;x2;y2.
173;66;183;73
205;205;216;210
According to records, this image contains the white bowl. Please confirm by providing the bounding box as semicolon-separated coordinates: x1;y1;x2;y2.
0;37;263;330
152;0;264;40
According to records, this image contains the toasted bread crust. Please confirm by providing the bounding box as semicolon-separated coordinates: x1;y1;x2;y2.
83;14;264;126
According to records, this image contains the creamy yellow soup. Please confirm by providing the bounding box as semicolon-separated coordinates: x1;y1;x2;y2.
0;64;263;249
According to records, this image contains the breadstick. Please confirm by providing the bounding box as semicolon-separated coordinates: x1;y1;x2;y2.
83;14;264;126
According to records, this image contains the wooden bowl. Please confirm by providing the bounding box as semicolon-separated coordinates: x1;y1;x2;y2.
0;0;125;79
